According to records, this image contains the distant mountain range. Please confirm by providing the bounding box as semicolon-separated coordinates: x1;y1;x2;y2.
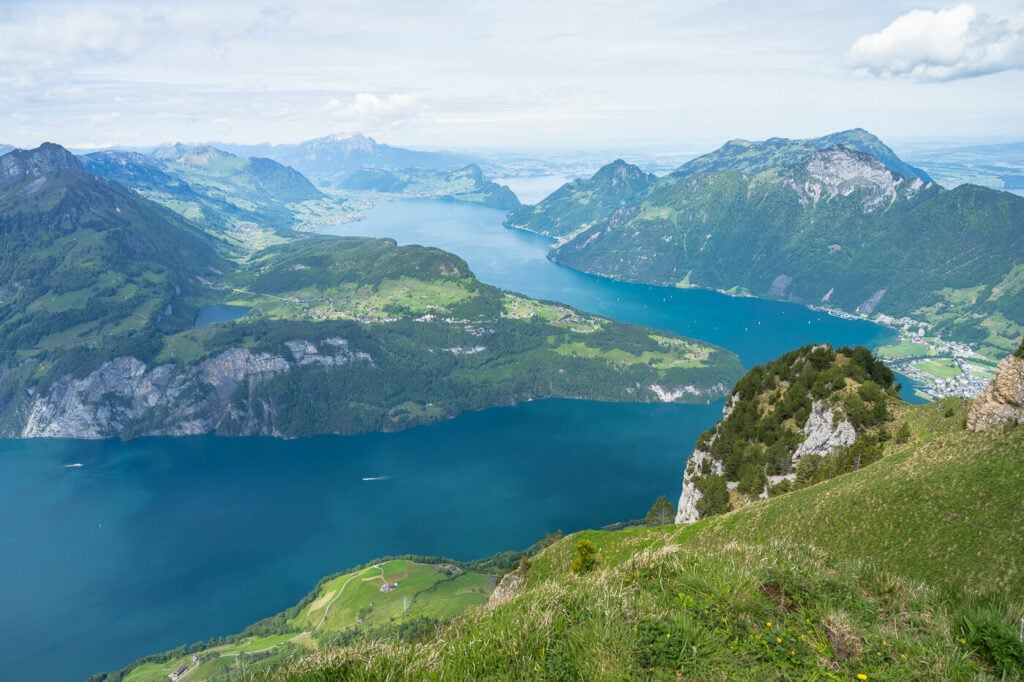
510;129;1024;356
337;163;520;209
215;133;483;186
81;144;345;245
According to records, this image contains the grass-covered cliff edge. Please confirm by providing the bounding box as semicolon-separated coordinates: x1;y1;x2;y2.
102;348;1024;681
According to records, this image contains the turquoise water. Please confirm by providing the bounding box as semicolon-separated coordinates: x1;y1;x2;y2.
1;401;720;681
194;304;252;328
5;199;914;681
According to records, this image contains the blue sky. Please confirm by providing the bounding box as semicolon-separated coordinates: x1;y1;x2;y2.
1;1;1023;151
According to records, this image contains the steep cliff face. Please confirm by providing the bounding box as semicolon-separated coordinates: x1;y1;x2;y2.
793;146;928;212
675;396;733;523
20;341;370;439
675;344;895;523
967;354;1024;431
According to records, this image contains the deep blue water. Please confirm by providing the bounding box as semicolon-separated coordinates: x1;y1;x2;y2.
1;401;719;681
4;198;916;681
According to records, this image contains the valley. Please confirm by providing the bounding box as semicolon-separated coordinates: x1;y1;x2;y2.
5;1;1024;679
0;129;1020;681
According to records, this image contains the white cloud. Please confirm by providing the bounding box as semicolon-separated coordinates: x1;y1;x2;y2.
323;93;417;117
89;112;121;124
849;4;1024;81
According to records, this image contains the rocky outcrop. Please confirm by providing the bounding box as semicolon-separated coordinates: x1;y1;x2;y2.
675;446;721;524
796;146;928;212
488;568;527;608
0;142;83;185
675;395;735;523
967;355;1024;431
20;341;370;439
793;401;856;461
675;398;856;524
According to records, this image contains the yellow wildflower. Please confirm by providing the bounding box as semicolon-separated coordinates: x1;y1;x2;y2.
766;621;772;628
857;675;868;681
776;637;782;644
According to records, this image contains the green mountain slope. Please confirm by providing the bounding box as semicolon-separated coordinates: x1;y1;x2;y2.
546;143;1024;355
280;398;1024;681
66;236;737;438
0;143;230;352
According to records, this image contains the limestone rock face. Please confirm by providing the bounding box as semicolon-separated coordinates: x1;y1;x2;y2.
675;395;734;524
675;393;858;525
968;356;1024;431
674;446;720;524
19;341;371;439
793;401;856;461
488;569;526;608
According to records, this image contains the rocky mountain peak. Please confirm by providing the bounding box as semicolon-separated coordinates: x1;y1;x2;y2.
672;129;933;183
0;142;83;184
316;133;379;154
592;159;655;191
152;143;232;166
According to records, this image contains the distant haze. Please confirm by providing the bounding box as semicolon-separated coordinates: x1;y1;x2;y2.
1;1;1023;151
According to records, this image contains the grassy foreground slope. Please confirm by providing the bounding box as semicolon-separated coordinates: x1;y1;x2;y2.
269;400;1024;681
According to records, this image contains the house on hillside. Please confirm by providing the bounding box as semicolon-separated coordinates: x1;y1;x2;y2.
380;582;398;592
169;664;188;681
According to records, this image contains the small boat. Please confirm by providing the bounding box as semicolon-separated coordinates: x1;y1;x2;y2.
362;476;391;481
64;463;83;468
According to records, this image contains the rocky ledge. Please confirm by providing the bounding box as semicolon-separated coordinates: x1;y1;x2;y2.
967;355;1024;432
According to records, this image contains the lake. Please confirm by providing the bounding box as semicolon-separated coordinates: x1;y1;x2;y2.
194;304;252;328
4;198;905;681
1;401;720;681
319;199;896;369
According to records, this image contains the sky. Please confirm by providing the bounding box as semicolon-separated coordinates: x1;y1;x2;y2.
1;0;1023;153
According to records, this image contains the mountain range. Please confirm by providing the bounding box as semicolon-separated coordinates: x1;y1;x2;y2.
81;144;348;247
215;133;482;186
336;163;520;209
0;143;740;439
510;129;1024;357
